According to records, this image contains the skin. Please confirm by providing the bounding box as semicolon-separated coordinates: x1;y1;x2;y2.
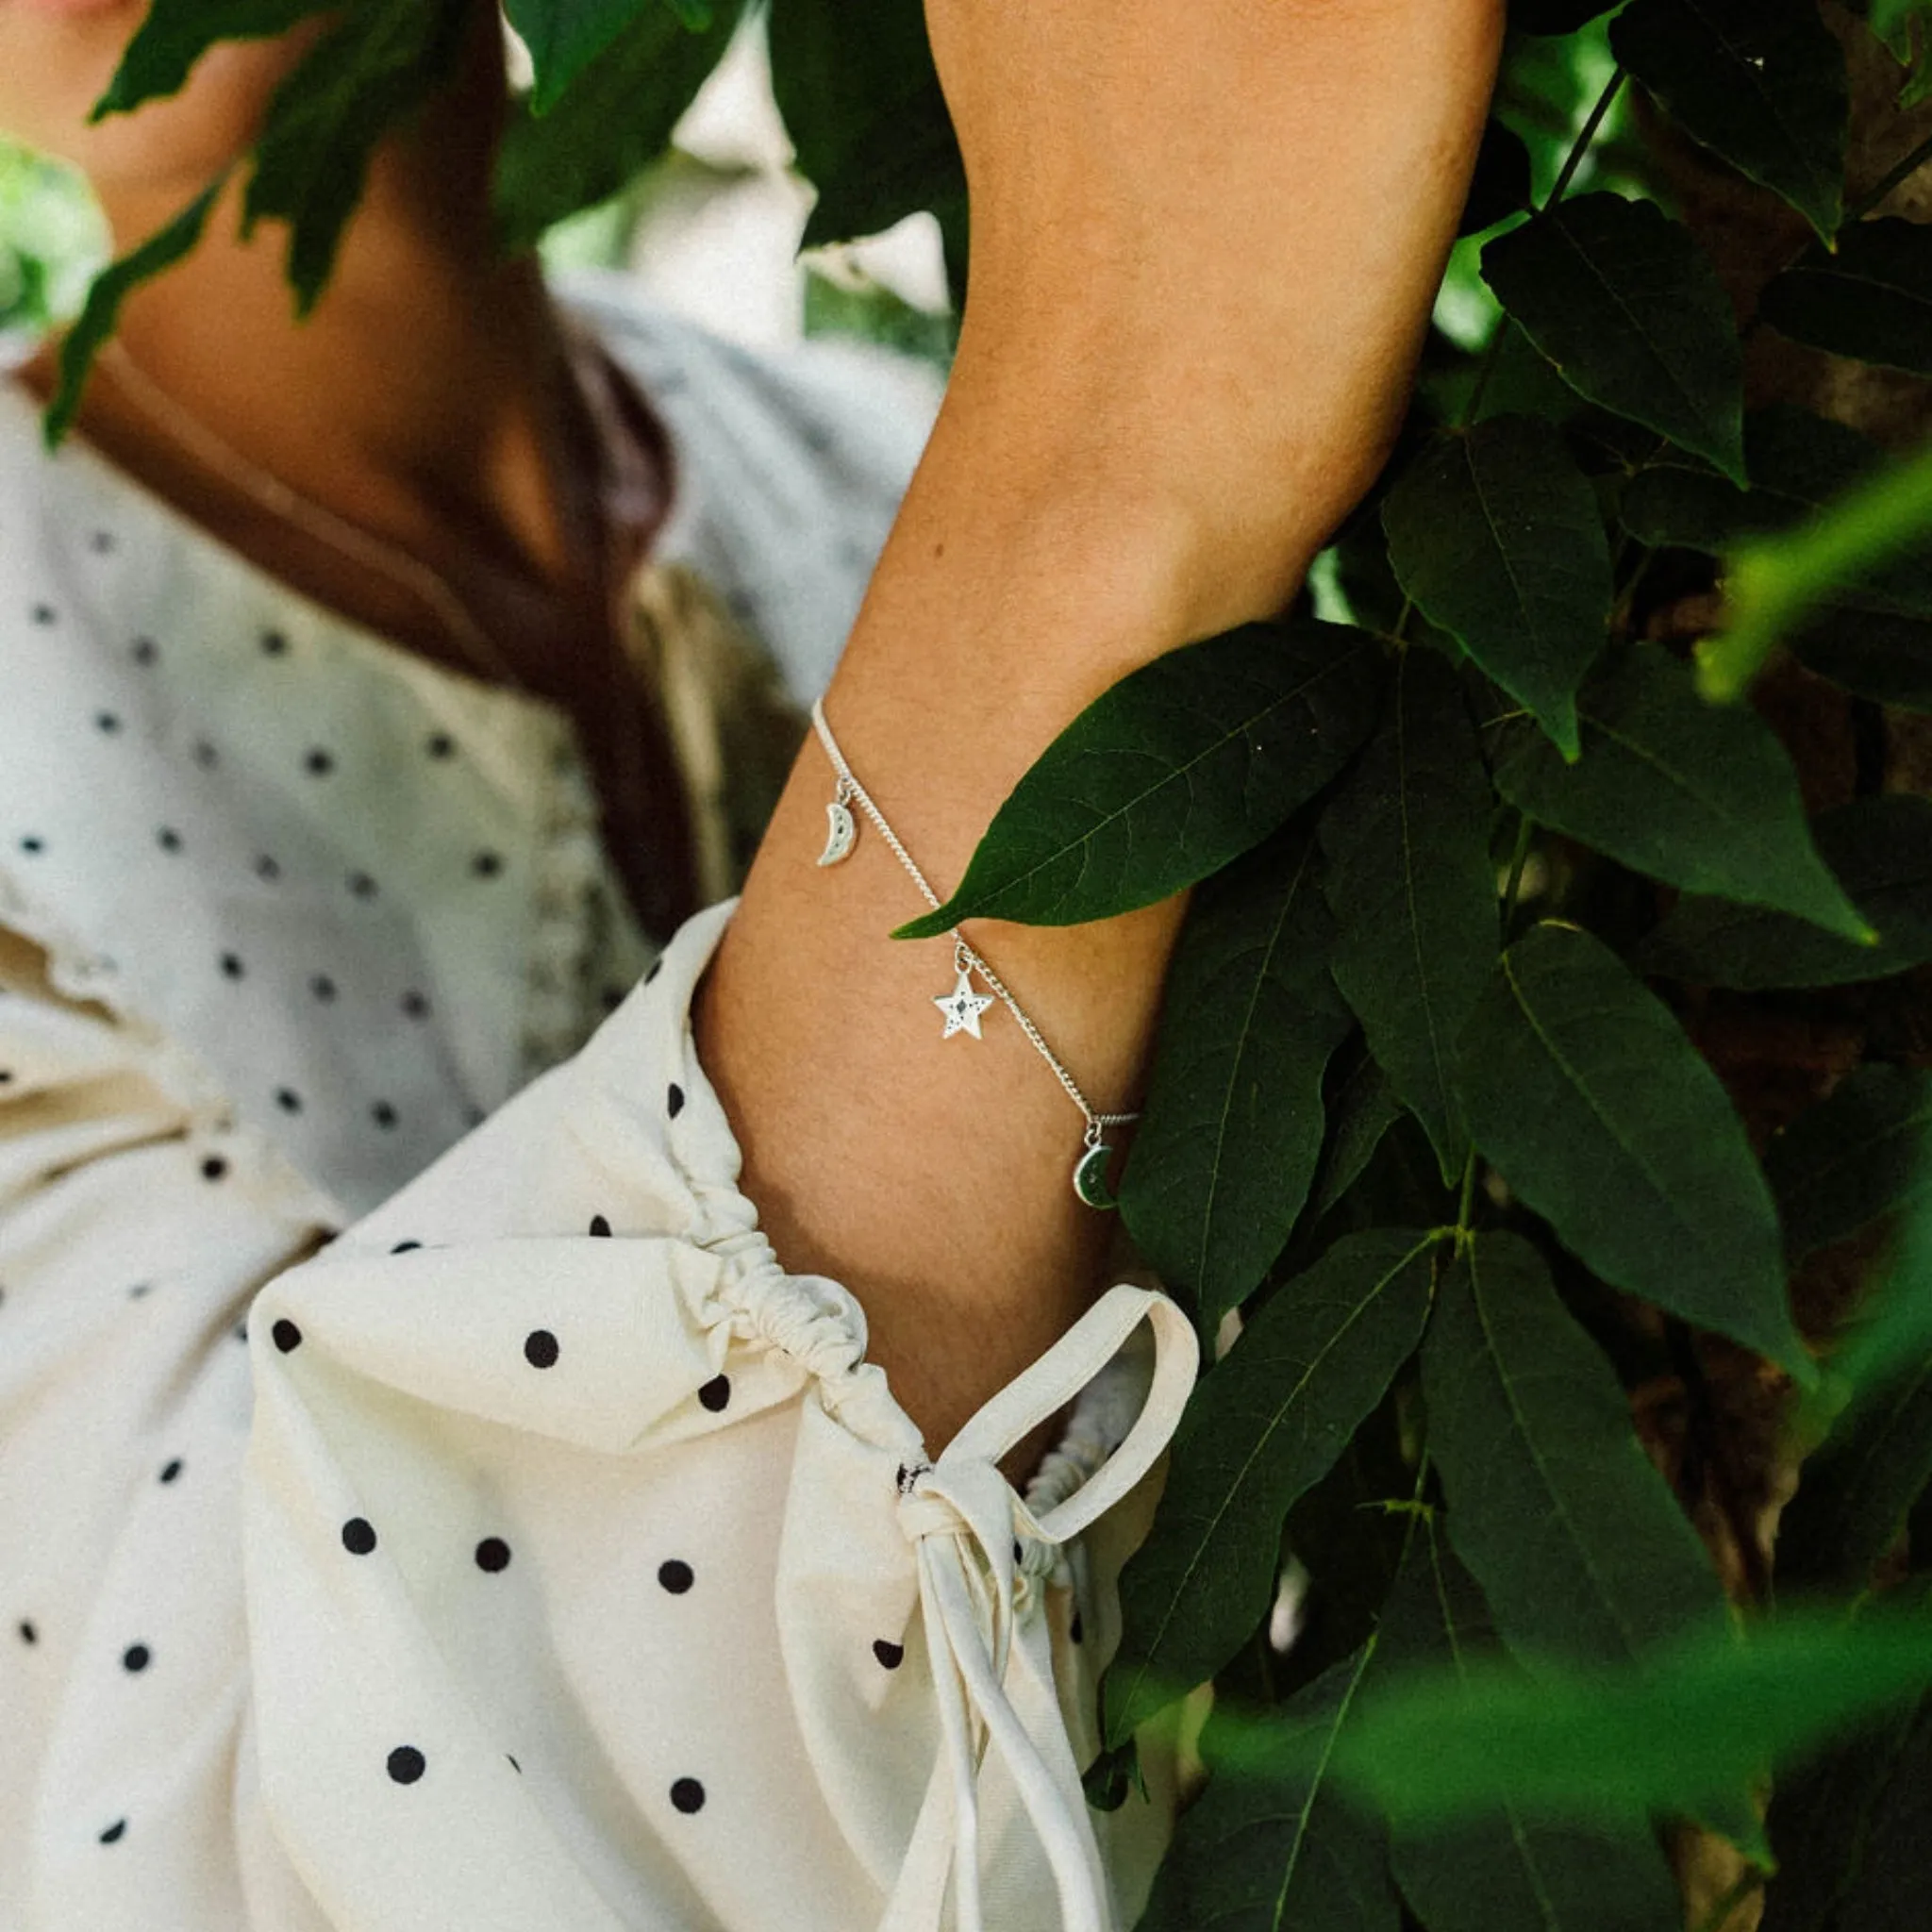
3;0;1505;1468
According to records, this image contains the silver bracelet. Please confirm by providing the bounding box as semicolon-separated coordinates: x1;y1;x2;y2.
809;696;1139;1209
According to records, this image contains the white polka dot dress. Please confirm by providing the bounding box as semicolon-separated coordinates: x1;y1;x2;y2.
0;289;1198;1930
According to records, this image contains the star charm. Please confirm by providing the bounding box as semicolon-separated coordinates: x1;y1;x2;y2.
934;968;994;1041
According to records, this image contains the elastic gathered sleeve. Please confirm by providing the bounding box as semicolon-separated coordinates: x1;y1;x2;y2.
2;905;1199;1932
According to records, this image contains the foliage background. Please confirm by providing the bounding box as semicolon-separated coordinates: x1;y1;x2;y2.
15;3;1932;1928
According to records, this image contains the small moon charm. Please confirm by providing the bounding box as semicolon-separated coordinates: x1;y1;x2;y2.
817;799;857;867
1072;1141;1120;1211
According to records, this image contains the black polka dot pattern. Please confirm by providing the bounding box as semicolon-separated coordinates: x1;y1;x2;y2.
697;1374;731;1414
873;1640;905;1671
18;1620;37;1645
158;1458;182;1485
475;1538;511;1574
387;1746;425;1785
341;1518;377;1556
658;1559;693;1594
589;1214;611;1238
271;1319;303;1354
524;1329;558;1370
98;1819;125;1845
670;1777;706;1815
667;1083;686;1120
122;1643;150;1673
200;1156;228;1182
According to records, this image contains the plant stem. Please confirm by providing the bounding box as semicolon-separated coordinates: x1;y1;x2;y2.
1457;67;1626;429
1847;125;1932;224
1544;67;1627;212
1500;811;1536;932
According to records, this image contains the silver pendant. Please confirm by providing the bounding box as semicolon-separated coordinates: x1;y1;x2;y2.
934;950;994;1040
1072;1137;1120;1210
818;794;858;867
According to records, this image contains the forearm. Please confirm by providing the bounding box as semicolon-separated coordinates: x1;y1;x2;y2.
696;407;1250;1457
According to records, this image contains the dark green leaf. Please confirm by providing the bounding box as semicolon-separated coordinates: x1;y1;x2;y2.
770;0;968;291
1637;796;1932;989
1611;0;1849;239
1120;830;1354;1338
1377;1521;1682;1932
504;0;665;115
1457;925;1804;1372
494;0;741;249
1767;1066;1932;1259
48;181;226;445
1310;1058;1408;1224
1493;644;1872;940
1790;607;1932;711
1482;195;1746;480
1760;219;1932;378
895;624;1382;938
1140;1648;1400;1932
1321;1606;1932;1830
1321;651;1499;1182
94;0;325;118
1780;1361;1932;1587
1382;416;1611;758
1461;124;1534;239
1762;1601;1932;1932
243;0;473;311
1108;1229;1441;1745
1422;1234;1728;1665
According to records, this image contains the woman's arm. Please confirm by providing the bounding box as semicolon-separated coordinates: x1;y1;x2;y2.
698;0;1505;1457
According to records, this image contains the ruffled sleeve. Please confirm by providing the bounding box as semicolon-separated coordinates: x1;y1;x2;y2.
4;902;1200;1931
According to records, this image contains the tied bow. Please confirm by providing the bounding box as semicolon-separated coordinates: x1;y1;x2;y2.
893;1285;1198;1932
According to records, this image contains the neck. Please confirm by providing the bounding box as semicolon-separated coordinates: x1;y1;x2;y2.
21;27;608;623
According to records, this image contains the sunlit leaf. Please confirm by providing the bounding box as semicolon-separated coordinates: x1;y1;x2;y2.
1382;416;1611;759
1493;645;1872;940
1457;925;1806;1373
895;624;1382;938
1120;829;1353;1338
1107;1230;1441;1745
504;0;666;114
1322;651;1498;1182
1483;195;1746;480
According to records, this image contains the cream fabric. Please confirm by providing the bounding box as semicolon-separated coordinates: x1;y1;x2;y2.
0;285;1198;1930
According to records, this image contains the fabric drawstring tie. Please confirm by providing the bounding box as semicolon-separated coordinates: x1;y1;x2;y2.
895;1284;1199;1932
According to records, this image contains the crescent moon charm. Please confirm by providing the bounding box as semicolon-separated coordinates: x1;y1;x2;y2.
817;798;858;867
1072;1140;1120;1211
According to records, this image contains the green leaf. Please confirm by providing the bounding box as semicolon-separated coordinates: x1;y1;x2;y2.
1382;416;1612;759
1761;1593;1932;1932
769;0;968;291
1322;1607;1932;1831
1457;925;1805;1373
1310;1058;1408;1225
1610;0;1849;239
243;0;474;311
47;181;226;445
1140;1646;1401;1932
503;0;664;115
1760;219;1932;379
1376;1521;1682;1932
1493;644;1872;941
1637;796;1932;989
1766;1066;1932;1260
1422;1234;1729;1665
94;0;326;118
1482;195;1746;481
1321;651;1499;1183
1781;1360;1932;1587
1119;829;1354;1338
494;0;741;250
1108;1229;1441;1745
894;624;1382;939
